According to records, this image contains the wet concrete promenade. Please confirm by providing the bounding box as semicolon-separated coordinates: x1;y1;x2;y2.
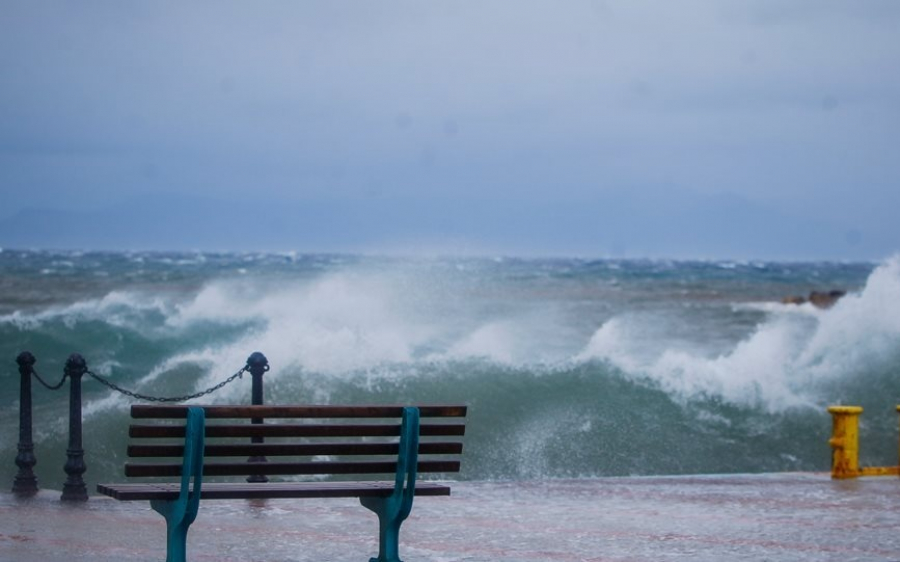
2;473;899;562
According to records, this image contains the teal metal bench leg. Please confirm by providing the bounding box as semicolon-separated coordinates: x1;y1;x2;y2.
360;495;405;562
150;407;205;562
151;498;193;562
360;407;420;562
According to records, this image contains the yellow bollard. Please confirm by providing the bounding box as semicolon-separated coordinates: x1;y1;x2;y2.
827;406;863;479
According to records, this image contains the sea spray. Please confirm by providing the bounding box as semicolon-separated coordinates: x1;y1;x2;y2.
1;250;894;489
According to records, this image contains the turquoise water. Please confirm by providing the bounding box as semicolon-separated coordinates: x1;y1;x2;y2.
2;249;898;489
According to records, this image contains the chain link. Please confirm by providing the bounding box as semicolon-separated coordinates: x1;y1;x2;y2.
86;366;247;403
31;368;67;391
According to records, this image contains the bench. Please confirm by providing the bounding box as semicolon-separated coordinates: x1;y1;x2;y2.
97;404;467;562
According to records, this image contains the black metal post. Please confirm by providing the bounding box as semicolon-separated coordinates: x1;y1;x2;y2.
12;351;39;497
246;351;269;483
61;353;88;502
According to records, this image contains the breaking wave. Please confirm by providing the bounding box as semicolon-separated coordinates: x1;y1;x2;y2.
2;251;897;485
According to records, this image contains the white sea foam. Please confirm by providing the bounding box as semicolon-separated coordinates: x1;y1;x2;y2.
577;256;900;411
136;266;587;403
82;390;129;419
0;290;171;331
154;272;440;399
25;256;898;417
438;315;567;366
443;322;520;364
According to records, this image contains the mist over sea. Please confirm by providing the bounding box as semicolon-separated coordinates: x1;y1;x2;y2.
2;249;899;490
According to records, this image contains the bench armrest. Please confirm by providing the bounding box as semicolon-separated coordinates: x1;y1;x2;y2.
393;406;419;518
151;407;205;524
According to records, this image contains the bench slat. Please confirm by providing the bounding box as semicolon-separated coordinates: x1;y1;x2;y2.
128;441;464;458
129;423;466;439
125;460;461;477
97;481;452;501
131;404;467;419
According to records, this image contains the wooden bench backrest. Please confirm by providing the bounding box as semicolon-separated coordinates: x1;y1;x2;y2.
125;404;467;479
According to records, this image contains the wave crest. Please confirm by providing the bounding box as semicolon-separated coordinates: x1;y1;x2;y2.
577;256;900;411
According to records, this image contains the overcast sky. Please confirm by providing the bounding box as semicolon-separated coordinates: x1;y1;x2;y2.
1;1;898;260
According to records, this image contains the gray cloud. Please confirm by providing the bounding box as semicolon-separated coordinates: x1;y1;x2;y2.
1;1;898;259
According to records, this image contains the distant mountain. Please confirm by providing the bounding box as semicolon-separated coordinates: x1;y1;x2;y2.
0;188;874;260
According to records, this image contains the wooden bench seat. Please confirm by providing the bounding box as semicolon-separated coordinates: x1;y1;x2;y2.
97;404;467;562
97;480;453;501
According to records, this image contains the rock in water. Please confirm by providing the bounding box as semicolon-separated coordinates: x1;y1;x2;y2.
782;290;846;308
808;290;846;309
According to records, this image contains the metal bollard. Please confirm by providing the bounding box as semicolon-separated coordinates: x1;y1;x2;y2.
828;405;863;479
12;352;39;497
61;354;88;501
246;351;269;483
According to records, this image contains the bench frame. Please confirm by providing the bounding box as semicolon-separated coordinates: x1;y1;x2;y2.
97;404;466;562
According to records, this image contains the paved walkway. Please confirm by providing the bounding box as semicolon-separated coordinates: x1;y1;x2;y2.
2;473;899;561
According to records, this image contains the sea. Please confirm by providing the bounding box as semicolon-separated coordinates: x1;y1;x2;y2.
2;248;899;491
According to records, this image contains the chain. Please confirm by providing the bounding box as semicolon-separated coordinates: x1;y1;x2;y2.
31;368;68;391
86;366;247;403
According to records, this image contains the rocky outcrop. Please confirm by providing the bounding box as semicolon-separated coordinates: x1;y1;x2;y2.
781;290;846;309
809;290;846;308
